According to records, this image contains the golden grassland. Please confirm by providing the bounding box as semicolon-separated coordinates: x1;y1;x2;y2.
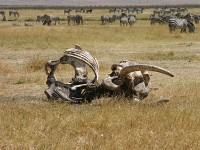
0;8;200;149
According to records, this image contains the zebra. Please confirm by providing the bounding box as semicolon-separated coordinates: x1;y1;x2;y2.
120;16;128;26
36;15;46;22
109;8;116;13
67;14;83;25
64;9;72;15
177;7;188;13
134;7;145;14
179;13;194;22
86;9;92;13
9;10;19;17
163;8;172;16
193;15;200;24
153;8;163;16
128;15;136;26
149;14;165;25
169;18;195;33
112;14;121;21
43;15;60;26
0;10;5;16
100;15;110;24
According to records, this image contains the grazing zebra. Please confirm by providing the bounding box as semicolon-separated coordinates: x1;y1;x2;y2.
36;15;46;22
163;8;172;16
109;8;116;13
9;10;19;17
135;7;145;14
64;9;72;15
121;8;128;13
169;18;195;33
120;16;128;26
86;9;93;13
177;7;188;13
128;15;136;26
153;8;163;16
67;14;83;25
149;15;165;25
180;13;194;22
43;15;60;26
0;10;5;16
112;14;121;21
100;15;110;24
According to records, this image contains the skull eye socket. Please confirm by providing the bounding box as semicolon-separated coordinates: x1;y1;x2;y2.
134;77;144;86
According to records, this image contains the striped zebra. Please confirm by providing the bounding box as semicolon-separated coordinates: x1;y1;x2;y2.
169;18;195;33
64;9;72;15
9;10;19;17
128;15;136;26
100;15;110;24
43;15;60;26
109;8;116;13
36;15;46;22
193;14;200;24
120;16;128;26
67;14;83;25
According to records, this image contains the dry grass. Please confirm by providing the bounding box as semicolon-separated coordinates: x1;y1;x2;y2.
0;8;200;149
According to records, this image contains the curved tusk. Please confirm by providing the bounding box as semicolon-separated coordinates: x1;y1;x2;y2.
119;64;174;77
102;76;120;91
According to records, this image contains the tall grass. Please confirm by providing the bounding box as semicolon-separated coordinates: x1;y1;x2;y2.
0;8;200;149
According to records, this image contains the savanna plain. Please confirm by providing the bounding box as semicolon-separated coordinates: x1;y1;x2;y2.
0;8;200;149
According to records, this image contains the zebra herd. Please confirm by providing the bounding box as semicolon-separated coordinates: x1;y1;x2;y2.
149;7;199;33
0;7;199;33
100;13;136;27
0;10;19;18
63;8;93;14
108;7;145;14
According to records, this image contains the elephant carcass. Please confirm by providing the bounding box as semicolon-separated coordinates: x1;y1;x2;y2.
101;60;174;101
44;44;99;103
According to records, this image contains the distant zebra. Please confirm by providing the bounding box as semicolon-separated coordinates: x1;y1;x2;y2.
109;8;116;13
86;9;93;13
67;14;83;25
153;8;163;16
112;14;121;21
177;7;188;13
193;15;200;24
120;16;128;26
150;16;165;25
64;9;72;15
0;10;5;16
128;15;136;26
43;15;60;25
169;18;195;33
100;15;110;24
180;13;194;22
135;7;145;14
9;10;19;17
36;15;46;22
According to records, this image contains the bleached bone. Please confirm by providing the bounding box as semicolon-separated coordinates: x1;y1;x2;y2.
44;45;99;102
102;60;174;100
